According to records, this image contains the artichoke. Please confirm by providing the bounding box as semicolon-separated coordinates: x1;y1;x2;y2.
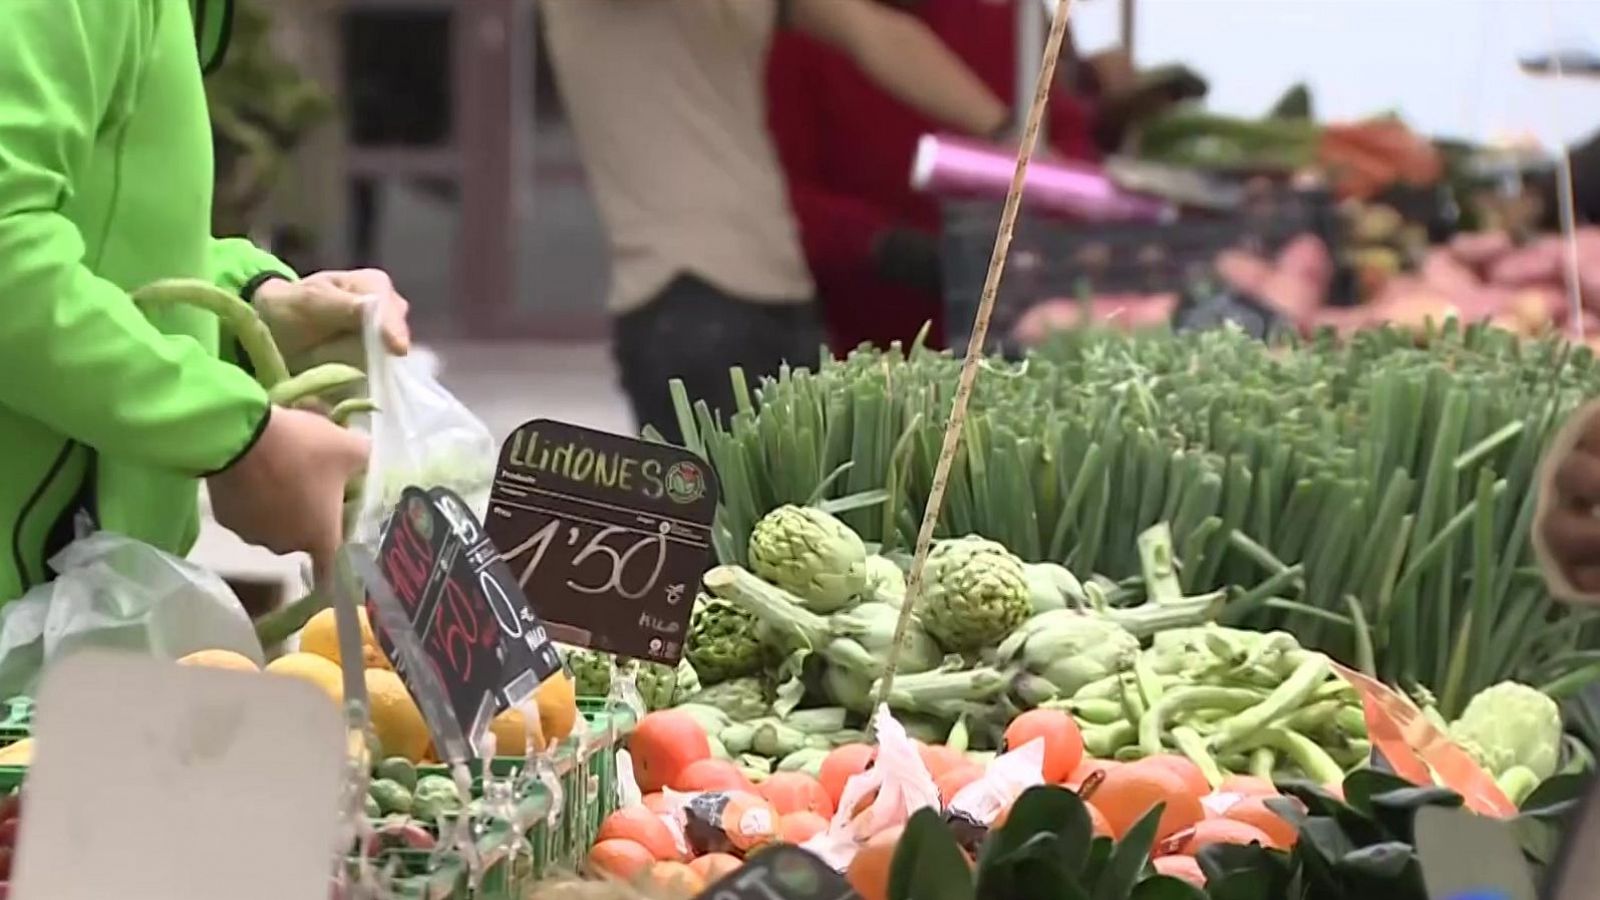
683;676;772;722
701;565;942;713
748;505;868;613
1022;562;1083;615
864;555;907;607
919;536;1031;652
995;610;1138;703
1449;681;1562;780
686;596;764;684
560;645;614;696
637;658;701;711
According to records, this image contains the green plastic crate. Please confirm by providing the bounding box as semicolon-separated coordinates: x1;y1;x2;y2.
0;697;32;749
346;849;468;900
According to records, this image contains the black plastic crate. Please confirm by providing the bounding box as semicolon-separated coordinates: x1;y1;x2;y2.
941;189;1337;348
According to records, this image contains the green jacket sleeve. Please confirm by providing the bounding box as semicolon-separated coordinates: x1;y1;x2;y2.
208;236;297;298
0;0;269;475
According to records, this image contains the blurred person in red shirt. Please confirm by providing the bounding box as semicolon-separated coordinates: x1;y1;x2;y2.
766;0;1102;354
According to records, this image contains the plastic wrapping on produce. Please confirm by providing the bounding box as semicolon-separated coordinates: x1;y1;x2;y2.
802;706;941;870
351;297;497;545
947;737;1046;826
0;532;264;696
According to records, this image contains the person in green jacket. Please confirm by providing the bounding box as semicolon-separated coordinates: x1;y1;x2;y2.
0;0;412;603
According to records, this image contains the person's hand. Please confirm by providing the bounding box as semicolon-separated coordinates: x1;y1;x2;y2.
253;269;411;373
207;407;370;579
1540;410;1600;595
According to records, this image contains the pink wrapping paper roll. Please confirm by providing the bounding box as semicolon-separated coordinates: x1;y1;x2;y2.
912;133;1176;223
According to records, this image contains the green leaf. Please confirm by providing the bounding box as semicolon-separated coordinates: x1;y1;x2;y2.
1368;786;1463;844
1195;843;1295;900
1092;803;1164;900
1339;769;1414;814
888;809;977;900
1127;875;1208;900
817;489;892;516
980;786;1094;874
1334;843;1428;898
1518;772;1587;817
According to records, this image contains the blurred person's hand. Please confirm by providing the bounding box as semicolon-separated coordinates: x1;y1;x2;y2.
1538;406;1600;596
872;227;943;296
207;407;370;580
253;269;411;373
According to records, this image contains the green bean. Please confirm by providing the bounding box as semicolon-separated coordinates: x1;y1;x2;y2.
1172;726;1225;788
1138;686;1263;757
1065;698;1125;725
132;278;290;388
1248;746;1276;780
1083;721;1137;758
267;363;366;407
1208;654;1330;751
330;398;378;426
1239;728;1345;784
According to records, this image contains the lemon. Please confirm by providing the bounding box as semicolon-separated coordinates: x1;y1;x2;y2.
264;652;344;704
176;649;260;672
536;670;579;743
489;706;545;758
365;669;430;762
298;607;393;672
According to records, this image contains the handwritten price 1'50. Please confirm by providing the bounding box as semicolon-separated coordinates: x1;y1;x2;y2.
502;518;669;601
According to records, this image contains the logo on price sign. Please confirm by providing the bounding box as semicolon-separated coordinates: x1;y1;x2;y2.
700;845;860;900
486;419;720;665
364;486;562;757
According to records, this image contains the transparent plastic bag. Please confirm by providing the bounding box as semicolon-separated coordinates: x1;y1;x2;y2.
352;299;497;546
0;532;265;696
802;706;941;870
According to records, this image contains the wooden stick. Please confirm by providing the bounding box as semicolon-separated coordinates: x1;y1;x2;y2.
874;0;1076;711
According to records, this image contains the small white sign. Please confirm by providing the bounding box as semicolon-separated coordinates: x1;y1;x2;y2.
12;650;346;900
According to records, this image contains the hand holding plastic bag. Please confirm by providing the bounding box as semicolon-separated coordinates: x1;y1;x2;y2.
351;299;496;546
0;533;264;696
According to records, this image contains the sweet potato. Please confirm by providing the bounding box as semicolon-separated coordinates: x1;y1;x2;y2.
1488;240;1563;288
1448;230;1513;271
1420;248;1482;295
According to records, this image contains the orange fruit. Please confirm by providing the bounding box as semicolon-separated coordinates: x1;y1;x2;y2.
1153;854;1206;886
644;861;705;898
758;772;835;817
688;852;742;883
597;807;681;862
365;669;431;763
1218;775;1278;798
1178;818;1273;854
845;825;903;900
672;758;755;794
1088;764;1204;842
779;810;830;844
1003;709;1084;783
917;743;970;781
641;792;673;815
1222;797;1298;849
1136;755;1211;798
819;744;877;807
706;792;779;854
632;710;713;793
936;765;984;806
587;839;656;880
1087;802;1112;837
1065;757;1120;792
263;652;344;704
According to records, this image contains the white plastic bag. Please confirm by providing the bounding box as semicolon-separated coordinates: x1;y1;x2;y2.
947;736;1046;825
803;706;942;870
0;533;265;696
352;299;497;545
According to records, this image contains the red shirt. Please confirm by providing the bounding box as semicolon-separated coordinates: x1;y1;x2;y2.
766;0;1099;354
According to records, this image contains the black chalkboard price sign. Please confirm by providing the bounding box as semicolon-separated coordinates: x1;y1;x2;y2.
366;486;562;756
700;845;860;900
486;419;720;665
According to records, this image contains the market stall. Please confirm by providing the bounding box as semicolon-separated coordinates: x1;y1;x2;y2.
1;1;1598;899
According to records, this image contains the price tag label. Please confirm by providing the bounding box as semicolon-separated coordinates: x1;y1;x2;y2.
1171;281;1287;340
700;845;860;900
366;486;562;757
487;419;719;665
